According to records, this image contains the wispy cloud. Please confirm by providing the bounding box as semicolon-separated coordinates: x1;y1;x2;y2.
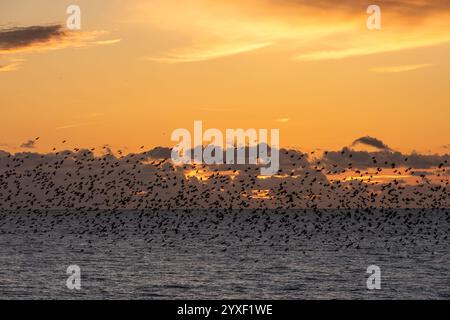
199;107;246;112
56;121;102;130
370;63;433;73
56;124;86;130
0;60;23;72
93;39;121;46
56;113;105;130
145;41;272;63
134;0;450;63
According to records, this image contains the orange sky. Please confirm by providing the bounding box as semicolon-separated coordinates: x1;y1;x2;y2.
1;0;450;154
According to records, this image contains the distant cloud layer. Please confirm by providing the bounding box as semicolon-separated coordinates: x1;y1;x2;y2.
0;136;448;210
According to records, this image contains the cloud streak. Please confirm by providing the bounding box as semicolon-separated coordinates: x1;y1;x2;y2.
370;63;433;73
135;0;450;63
145;41;272;63
0;61;22;72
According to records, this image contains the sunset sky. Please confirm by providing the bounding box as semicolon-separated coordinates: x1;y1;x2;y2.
1;0;450;154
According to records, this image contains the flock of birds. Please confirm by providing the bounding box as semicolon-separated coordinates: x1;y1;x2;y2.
1;208;448;256
0;141;449;255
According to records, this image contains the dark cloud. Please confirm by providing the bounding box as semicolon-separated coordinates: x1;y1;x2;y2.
0;25;67;52
146;147;172;159
322;147;449;169
352;136;390;150
20;140;36;149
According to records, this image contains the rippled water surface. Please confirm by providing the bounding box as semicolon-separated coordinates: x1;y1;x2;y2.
0;209;449;299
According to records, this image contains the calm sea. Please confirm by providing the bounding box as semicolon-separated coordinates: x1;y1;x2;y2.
0;209;449;299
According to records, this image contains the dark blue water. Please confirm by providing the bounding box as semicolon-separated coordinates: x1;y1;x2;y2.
0;209;449;299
